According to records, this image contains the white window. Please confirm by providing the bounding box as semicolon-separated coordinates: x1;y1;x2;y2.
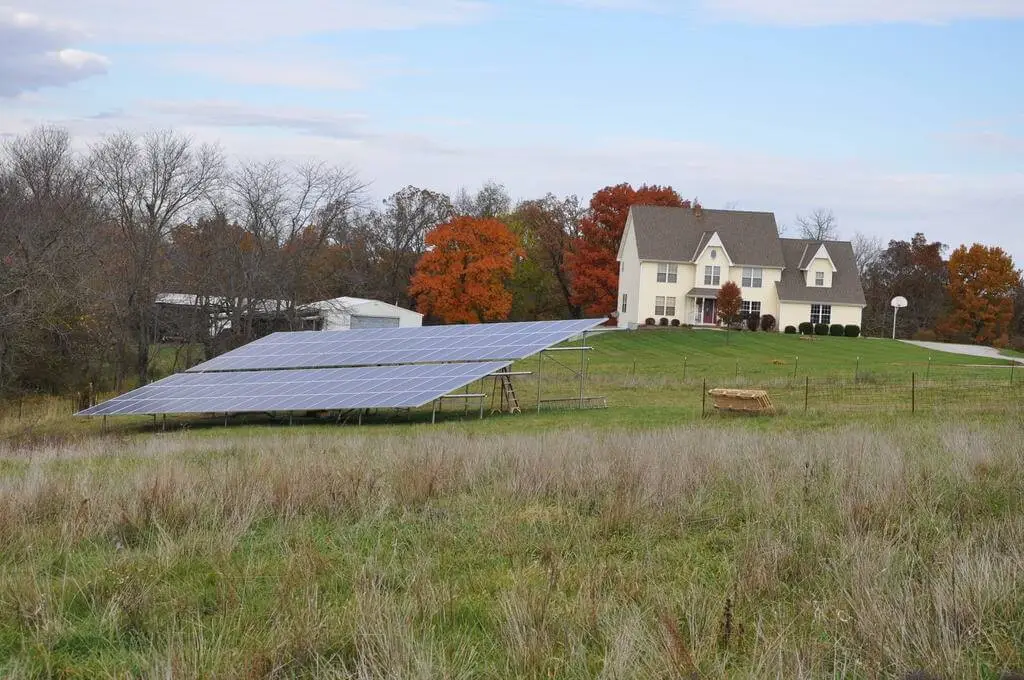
815;271;825;287
621;293;627;314
741;301;761;317
742;267;763;288
654;296;677;316
656;262;678;283
810;304;832;325
703;265;721;286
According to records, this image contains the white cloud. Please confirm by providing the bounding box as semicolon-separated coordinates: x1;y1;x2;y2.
0;8;108;96
22;0;492;43
702;0;1024;25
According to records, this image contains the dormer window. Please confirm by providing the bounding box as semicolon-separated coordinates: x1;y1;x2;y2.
815;271;825;287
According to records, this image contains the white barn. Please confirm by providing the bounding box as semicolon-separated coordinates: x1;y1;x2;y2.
310;296;423;330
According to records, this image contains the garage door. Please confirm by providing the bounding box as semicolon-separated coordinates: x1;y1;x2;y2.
350;315;400;329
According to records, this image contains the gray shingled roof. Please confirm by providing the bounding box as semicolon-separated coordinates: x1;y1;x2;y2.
630;206;785;267
776;239;866;305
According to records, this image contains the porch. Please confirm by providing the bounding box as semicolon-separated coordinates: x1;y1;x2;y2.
686;288;720;326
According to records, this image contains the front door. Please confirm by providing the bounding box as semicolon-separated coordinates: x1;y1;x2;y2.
702;298;717;324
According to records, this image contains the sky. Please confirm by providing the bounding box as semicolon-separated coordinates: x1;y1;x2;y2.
2;0;1023;263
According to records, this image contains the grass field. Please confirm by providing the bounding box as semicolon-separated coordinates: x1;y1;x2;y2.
0;330;1022;678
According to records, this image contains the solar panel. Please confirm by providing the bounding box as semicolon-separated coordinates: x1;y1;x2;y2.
77;362;510;416
186;318;605;372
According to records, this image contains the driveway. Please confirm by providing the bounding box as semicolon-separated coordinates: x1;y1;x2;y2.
901;340;1024;363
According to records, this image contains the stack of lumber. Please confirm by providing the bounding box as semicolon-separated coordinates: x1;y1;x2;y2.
708;388;775;414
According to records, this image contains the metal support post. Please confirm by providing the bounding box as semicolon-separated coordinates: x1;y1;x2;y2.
432;400;437;424
804;376;809;413
579;332;585;408
912;373;916;414
701;378;706;418
479;395;485;420
536;352;543;413
793;356;799;380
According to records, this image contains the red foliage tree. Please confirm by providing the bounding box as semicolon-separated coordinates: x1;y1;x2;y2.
716;281;743;344
409;216;524;324
567;183;688;317
939;244;1021;346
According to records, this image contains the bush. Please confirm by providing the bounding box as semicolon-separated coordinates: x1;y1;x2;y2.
912;328;937;342
671;318;680;327
760;314;776;332
785;325;797;334
659;317;669;326
798;322;814;335
746;314;760;331
644;318;655;326
830;324;845;337
844;324;860;338
814;323;829;336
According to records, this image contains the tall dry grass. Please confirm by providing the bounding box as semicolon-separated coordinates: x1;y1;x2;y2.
0;422;1021;678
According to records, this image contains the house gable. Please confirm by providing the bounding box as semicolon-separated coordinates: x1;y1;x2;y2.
776;239;865;306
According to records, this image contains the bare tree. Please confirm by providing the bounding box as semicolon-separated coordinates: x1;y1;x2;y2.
795;208;839;241
89;129;224;384
851;231;884;277
362;186;455;307
454;180;511;218
0;126;104;394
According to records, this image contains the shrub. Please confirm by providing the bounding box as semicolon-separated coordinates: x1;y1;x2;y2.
746;314;760;331
814;323;829;336
644;318;656;326
785;325;797;334
830;324;845;337
760;314;776;332
671;318;680;327
912;328;937;342
659;317;669;326
798;322;814;335
844;324;860;338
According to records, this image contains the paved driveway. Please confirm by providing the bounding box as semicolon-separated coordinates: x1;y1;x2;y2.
901;340;1023;363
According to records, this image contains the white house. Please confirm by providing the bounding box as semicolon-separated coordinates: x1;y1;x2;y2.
615;205;866;331
309;296;423;330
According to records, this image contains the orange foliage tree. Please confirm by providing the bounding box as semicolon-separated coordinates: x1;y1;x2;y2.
409;216;524;323
568;183;688;317
939;244;1021;346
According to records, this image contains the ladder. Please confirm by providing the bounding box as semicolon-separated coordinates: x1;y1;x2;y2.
491;372;521;414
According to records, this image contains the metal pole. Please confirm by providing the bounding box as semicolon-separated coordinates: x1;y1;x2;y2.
892;308;898;340
579;332;585;409
1010;361;1015;387
536;352;543;413
682;356;687;382
927;356;931;381
804;376;809;413
735;360;739;379
431;400;437;424
479;395;484;420
912;373;916;414
793;356;798;380
855;357;860;384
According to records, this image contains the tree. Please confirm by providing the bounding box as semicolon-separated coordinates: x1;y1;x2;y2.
89;129;224;384
409;217;523;324
851;231;883;277
795;208;839;241
939;244;1021;346
506;194;584;319
568;183;687;317
716;281;743;344
453;180;511;219
861;233;949;338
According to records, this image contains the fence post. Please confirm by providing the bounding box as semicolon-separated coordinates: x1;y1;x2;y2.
793;356;798;380
702;378;707;418
682;356;687;382
912;372;916;414
804;376;809;413
855;356;860;384
735;360;739;380
1011;361;1015;387
927;356;931;382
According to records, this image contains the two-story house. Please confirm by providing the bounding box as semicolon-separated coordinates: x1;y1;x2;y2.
615;205;866;330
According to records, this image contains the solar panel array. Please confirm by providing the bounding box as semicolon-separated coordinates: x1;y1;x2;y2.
186;318;604;372
78;318;606;418
78;362;511;416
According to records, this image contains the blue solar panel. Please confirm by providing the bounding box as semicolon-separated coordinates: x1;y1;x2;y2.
186;318;605;372
77;362;511;416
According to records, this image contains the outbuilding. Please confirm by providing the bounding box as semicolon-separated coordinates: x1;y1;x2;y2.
310;296;423;330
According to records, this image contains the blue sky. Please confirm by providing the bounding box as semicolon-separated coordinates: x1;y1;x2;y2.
2;0;1023;262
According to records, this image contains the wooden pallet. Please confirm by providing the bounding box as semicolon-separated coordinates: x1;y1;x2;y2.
708;388;775;414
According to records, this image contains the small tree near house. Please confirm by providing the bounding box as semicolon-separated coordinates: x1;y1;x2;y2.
717;281;743;344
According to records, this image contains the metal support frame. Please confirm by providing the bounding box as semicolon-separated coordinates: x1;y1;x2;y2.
534;331;600;412
431;393;487;423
